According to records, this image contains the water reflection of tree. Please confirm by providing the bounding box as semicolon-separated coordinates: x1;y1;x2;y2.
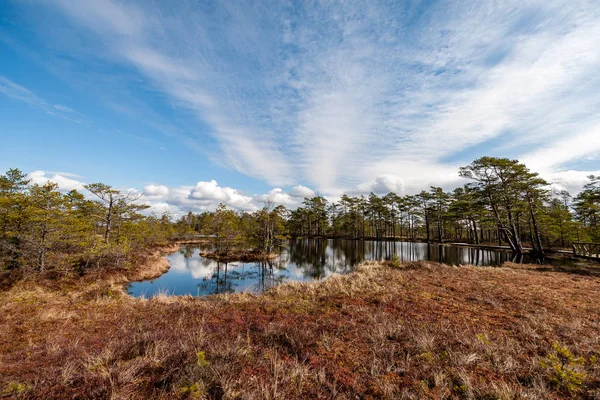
287;239;516;269
287;238;329;279
181;243;215;259
196;260;289;295
329;239;366;272
287;239;409;277
197;262;235;295
182;246;195;259
249;260;288;293
181;239;536;296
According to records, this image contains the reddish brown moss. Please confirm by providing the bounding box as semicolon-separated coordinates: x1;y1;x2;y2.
0;261;599;399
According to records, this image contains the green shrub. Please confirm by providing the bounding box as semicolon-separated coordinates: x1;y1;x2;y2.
540;342;586;392
1;382;28;396
196;351;210;367
390;254;401;268
179;382;203;398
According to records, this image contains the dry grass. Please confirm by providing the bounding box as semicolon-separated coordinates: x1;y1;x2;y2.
1;259;599;399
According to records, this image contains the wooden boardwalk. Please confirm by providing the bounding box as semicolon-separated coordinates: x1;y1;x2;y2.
573;242;600;260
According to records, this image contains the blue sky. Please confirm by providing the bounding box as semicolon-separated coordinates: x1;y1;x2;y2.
1;0;599;215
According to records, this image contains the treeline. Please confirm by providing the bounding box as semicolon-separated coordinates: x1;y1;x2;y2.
176;202;288;254
288;157;599;254
2;155;599;274
181;157;600;255
0;169;184;273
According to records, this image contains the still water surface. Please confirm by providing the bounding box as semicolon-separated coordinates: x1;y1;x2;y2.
128;239;571;297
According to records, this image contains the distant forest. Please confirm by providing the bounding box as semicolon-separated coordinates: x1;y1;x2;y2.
1;157;599;273
182;157;599;255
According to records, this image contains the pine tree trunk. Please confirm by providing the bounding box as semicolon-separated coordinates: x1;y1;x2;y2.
528;197;544;255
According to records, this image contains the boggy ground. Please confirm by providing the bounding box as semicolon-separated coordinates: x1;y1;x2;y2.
1;257;599;399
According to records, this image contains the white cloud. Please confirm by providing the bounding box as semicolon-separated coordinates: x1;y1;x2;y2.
0;76;50;112
45;171;82;178
24;170;320;216
143;184;169;198
189;180;227;201
0;75;85;124
53;0;145;37
27;171;85;192
358;161;463;194
48;0;293;186
188;180;253;210
289;185;315;198
53;104;74;112
522;123;600;174
252;188;295;207
28;1;600;195
543;170;600;195
355;175;406;195
144;201;176;216
140;180;318;215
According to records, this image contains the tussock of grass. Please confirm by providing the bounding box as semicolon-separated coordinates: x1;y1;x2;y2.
1;260;599;399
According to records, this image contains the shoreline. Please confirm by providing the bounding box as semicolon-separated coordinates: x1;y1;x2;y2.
118;239;210;295
123;241;281;297
122;239;585;298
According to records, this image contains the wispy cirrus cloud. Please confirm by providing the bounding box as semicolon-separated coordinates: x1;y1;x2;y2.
18;0;600;196
0;76;50;111
53;104;74;113
47;0;294;186
0;75;85;124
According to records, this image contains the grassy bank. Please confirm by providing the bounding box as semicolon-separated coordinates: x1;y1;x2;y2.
1;256;599;399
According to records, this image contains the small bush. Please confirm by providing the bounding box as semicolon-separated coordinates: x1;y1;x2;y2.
1;382;28;396
179;382;204;398
196;351;210;368
540;342;586;392
390;254;401;268
476;333;491;345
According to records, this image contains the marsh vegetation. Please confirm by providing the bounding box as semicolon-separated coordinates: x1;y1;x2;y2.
2;260;600;399
1;156;600;399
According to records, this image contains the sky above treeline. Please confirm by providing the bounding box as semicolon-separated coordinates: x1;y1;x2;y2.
1;0;599;215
